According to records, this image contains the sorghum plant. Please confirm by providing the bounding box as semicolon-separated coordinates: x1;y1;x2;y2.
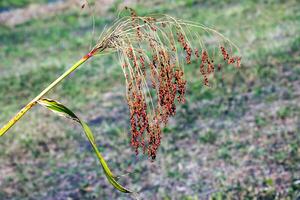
0;8;241;195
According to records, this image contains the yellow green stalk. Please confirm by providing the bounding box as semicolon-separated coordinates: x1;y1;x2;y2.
0;56;89;137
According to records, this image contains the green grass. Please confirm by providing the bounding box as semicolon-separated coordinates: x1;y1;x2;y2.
0;0;300;199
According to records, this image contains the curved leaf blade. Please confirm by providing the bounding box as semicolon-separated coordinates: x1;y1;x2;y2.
38;98;132;193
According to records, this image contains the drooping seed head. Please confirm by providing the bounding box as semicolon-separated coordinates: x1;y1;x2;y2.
90;8;241;160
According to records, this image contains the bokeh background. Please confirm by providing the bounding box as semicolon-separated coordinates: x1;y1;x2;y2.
0;0;299;199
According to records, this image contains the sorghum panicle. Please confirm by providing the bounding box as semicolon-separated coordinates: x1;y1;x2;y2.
92;8;241;160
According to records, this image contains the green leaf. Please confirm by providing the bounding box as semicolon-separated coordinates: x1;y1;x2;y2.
38;98;132;193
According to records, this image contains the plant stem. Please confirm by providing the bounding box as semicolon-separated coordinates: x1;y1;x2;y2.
0;55;91;136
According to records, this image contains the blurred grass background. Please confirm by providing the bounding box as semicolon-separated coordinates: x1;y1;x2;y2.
0;0;299;199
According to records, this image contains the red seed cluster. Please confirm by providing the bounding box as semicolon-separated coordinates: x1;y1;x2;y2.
220;46;242;68
174;69;187;103
118;10;241;160
147;116;161;160
177;32;192;64
125;43;188;159
199;50;213;86
128;90;149;155
221;46;229;60
123;45;241;161
125;49;154;157
158;65;177;123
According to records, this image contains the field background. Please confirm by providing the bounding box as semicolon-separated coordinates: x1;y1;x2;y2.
0;0;299;199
